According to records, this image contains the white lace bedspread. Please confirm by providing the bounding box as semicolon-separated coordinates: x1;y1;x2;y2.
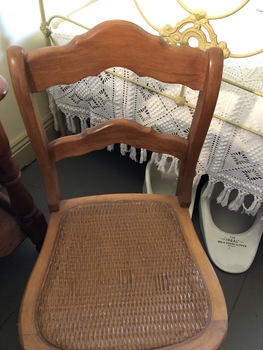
48;31;263;216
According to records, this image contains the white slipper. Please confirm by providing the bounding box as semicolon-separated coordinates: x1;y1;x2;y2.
199;182;263;273
143;160;198;216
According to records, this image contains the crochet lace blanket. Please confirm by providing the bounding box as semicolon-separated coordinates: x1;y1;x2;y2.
48;31;263;216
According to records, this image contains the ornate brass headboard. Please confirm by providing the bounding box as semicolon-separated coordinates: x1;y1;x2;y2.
134;0;263;59
39;0;263;57
38;0;263;135
133;0;263;101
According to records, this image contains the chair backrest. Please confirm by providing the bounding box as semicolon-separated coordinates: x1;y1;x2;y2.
7;20;223;212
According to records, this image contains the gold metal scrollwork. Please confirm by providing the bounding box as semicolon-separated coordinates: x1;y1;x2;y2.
134;0;263;58
159;10;231;58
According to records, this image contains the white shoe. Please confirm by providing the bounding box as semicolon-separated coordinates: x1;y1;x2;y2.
143;160;198;216
199;182;263;273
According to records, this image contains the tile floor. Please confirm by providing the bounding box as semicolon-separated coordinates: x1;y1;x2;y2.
1;148;263;349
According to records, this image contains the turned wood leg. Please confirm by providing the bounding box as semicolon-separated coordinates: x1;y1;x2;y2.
0;121;47;252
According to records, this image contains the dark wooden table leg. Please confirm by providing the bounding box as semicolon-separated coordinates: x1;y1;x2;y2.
0;75;47;255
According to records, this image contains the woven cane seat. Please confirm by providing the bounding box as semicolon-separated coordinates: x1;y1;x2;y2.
37;200;209;349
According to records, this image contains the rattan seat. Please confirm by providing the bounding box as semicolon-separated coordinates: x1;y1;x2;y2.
8;20;227;349
38;198;209;349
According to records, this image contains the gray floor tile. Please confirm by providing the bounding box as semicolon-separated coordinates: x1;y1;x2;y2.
215;268;248;316
0;310;21;350
220;240;263;350
0;240;37;349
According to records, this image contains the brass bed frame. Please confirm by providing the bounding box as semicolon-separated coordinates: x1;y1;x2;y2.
38;0;263;136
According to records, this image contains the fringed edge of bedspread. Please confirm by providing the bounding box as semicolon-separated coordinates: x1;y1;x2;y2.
150;152;263;217
48;104;263;217
202;178;263;217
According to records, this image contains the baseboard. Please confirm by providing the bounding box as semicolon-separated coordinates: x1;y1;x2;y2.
11;115;58;169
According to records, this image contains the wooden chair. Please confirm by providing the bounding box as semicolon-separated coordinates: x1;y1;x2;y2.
7;20;227;350
0;75;47;255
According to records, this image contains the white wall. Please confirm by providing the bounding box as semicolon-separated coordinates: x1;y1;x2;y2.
0;0;54;167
